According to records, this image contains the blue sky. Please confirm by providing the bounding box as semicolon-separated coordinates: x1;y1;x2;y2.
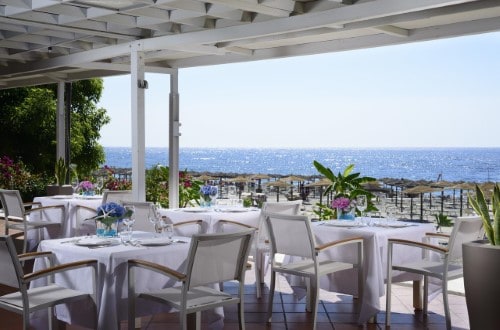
97;31;500;148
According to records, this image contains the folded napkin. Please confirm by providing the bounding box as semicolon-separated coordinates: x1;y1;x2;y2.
138;237;172;246
74;238;117;246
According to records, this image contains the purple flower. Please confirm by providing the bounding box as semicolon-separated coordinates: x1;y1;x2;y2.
79;180;94;191
331;197;351;211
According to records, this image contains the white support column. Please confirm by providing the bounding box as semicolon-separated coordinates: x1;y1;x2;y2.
56;82;65;161
130;44;146;201
169;70;180;209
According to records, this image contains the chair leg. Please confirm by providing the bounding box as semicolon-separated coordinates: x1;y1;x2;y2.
423;276;428;316
442;279;451;330
310;277;319;330
386;261;393;327
254;254;261;298
305;277;311;312
238;301;245;330
267;271;276;323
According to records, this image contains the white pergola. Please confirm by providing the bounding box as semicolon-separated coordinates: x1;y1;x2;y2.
1;0;499;207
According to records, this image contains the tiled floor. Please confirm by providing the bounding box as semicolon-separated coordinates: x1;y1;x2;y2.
0;262;470;330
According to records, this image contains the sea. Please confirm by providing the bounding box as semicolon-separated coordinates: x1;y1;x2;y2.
103;147;500;183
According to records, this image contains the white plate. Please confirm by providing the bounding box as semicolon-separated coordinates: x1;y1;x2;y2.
75;195;102;200
376;222;411;228
51;195;73;199
74;238;118;246
217;208;250;213
138;238;173;246
323;221;364;228
179;207;207;213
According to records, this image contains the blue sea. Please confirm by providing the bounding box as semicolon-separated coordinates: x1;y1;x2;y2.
103;147;500;183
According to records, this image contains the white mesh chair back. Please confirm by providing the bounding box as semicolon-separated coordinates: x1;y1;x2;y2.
122;201;154;232
186;229;254;289
0;189;25;220
75;205;98;236
172;220;206;236
102;190;133;204
262;201;302;215
447;216;483;261
265;213;315;259
259;200;302;241
0;236;23;288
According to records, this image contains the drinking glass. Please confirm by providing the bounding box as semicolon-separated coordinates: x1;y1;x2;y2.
123;205;136;231
148;205;161;235
71;177;79;194
356;195;367;216
164;223;174;239
95;177;104;195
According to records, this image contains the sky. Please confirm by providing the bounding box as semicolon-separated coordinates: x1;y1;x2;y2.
97;31;500;149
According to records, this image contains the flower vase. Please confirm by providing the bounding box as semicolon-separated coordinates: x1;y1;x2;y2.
337;208;355;220
200;194;212;207
82;190;95;196
96;220;118;237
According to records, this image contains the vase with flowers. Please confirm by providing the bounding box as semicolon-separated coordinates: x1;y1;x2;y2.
88;202;133;237
78;180;95;196
199;185;218;207
332;197;355;220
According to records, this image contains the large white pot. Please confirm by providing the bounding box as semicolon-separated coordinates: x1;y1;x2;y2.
462;240;500;330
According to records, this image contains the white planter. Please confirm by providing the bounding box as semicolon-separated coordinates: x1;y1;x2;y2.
462;240;500;330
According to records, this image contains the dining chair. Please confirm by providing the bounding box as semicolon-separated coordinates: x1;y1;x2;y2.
0;189;64;253
128;229;255;330
386;216;484;330
0;235;99;330
121;201;154;232
265;213;363;330
101;190;133;204
255;200;302;297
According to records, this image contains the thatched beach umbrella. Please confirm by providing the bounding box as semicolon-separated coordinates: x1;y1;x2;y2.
431;181;455;213
306;178;331;205
250;174;270;193
195;174;214;182
405;185;442;220
281;175;305;200
266;180;291;202
452;182;476;216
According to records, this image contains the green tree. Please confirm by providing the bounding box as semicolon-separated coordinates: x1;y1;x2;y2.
0;79;109;178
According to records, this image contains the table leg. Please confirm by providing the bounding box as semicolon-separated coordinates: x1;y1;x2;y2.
413;280;423;310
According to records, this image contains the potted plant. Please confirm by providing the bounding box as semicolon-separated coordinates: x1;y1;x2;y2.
46;157;73;196
463;184;500;330
312;161;377;219
434;212;453;233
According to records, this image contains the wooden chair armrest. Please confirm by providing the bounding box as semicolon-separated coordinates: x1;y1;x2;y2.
173;219;204;228
25;204;65;215
389;238;448;254
18;251;53;262
425;232;450;238
128;259;186;281
23;259;98;282
316;237;364;252
9;231;25;240
217;219;258;230
75;204;98;213
23;202;42;209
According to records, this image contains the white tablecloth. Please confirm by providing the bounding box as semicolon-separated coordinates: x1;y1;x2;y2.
30;233;208;330
160;207;261;233
286;220;435;324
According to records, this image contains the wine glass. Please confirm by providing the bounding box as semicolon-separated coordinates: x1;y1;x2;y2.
95;177;104;195
71;177;79;195
148;205;161;235
356;195;367;216
122;205;136;231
